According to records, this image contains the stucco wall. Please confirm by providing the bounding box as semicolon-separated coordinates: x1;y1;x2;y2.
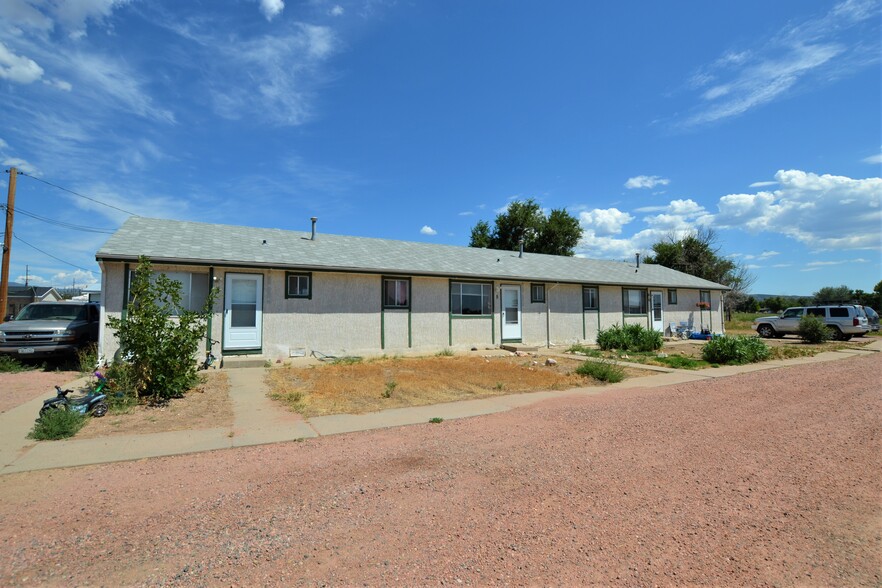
99;261;726;361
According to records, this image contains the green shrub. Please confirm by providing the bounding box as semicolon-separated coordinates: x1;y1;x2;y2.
383;381;397;398
429;417;444;424
106;256;217;403
702;336;770;365
29;409;87;440
797;314;830;344
0;355;30;373
77;344;98;374
566;344;602;357
575;359;625;383
436;348;454;357
656;355;705;370
103;361;140;413
596;324;663;352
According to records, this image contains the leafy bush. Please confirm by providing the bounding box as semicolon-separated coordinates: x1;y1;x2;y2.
575;359;625;383
29;409;87;440
77;344;98;374
596;324;663;352
0;355;30;373
103;360;140;413
797;314;830;344
702;336;770;365
656;355;706;370
106;257;217;404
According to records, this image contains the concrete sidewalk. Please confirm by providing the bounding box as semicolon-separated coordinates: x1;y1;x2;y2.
2;339;879;475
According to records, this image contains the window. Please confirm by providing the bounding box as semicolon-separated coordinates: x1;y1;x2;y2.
128;270;210;313
700;290;711;306
829;307;849;318
622;288;647;315
383;278;410;309
781;308;804;319
582;286;598;310
285;272;311;299
668;289;678;304
451;282;492;316
530;283;546;303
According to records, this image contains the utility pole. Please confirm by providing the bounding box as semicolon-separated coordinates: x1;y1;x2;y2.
0;167;17;321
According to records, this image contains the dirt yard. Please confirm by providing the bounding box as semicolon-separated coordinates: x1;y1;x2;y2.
1;352;879;586
76;371;233;439
266;354;649;417
0;369;80;413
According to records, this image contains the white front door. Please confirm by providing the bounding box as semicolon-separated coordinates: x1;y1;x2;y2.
650;290;664;332
224;273;263;350
501;285;522;341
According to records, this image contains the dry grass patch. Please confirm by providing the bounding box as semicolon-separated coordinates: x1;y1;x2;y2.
76;371;233;439
266;354;619;417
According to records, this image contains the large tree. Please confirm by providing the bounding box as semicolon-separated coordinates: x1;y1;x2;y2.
643;228;755;314
468;198;581;256
812;285;853;304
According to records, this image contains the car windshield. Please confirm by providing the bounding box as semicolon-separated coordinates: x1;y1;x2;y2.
15;304;87;321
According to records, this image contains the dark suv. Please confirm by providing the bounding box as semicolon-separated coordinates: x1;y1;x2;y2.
0;301;100;358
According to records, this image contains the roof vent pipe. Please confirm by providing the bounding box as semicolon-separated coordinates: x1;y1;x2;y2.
635;252;640;270
310;217;317;240
519;237;525;258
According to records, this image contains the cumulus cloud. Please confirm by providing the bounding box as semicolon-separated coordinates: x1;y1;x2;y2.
708;169;882;250
863;152;882;164
2;157;40;174
0;41;43;84
259;0;284;21
624;175;670;189
579;208;634;237
420;225;438;236
330;5;345;16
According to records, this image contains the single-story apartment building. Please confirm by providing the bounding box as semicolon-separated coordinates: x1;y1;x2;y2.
96;217;729;363
4;284;61;321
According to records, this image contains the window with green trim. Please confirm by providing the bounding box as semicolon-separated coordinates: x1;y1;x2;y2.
668;289;678;304
530;283;546;303
450;282;492;315
622;288;647;314
383;278;410;309
582;286;598;310
286;272;312;299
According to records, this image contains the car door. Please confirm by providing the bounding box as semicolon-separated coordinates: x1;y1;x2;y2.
777;307;805;333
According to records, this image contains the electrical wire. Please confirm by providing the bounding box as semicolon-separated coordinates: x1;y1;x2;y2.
15;171;139;217
4;205;115;234
12;233;95;272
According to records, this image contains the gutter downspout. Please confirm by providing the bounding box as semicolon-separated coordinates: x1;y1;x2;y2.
545;283;561;348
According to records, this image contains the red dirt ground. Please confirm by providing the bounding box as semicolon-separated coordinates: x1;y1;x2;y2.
1;353;880;586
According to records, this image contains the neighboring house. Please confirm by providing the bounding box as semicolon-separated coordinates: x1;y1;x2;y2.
5;284;62;320
96;217;729;363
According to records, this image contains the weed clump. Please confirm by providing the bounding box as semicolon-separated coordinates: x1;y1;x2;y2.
0;355;30;373
29;409;87;440
575;359;625;383
702;335;770;365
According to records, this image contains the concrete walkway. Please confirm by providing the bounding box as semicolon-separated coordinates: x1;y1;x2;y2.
2;340;879;475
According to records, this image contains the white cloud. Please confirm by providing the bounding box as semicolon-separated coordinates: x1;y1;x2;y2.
680;0;879;127
458;211;473;216
708;169;882;250
749;180;778;188
0;41;43;84
54;0;131;39
806;258;868;266
330;5;345;16
420;225;437;236
579;208;634;236
0;138;8;149
624;175;670;189
863;153;882;164
259;0;285;21
43;78;72;91
2;157;39;174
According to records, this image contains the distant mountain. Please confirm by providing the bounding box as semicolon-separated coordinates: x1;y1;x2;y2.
751;293;809;301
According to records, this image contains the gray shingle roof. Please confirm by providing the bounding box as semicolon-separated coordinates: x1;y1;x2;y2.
96;217;729;290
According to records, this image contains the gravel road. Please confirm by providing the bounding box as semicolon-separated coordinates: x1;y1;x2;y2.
1;353;880;586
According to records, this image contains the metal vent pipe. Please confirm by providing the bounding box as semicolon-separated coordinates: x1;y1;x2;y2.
310;217;317;240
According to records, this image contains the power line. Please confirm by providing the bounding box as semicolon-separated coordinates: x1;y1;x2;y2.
12;233;94;272
2;204;115;234
15;171;139;217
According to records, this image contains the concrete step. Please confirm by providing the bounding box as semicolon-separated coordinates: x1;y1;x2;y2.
221;355;268;369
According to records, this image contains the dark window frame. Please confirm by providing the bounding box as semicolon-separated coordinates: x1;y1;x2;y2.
582;285;599;310
382;276;411;310
667;289;678;305
622;288;648;315
285;272;312;300
450;280;493;316
530;283;546;303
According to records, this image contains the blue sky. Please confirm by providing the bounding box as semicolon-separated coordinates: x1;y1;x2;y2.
1;0;880;296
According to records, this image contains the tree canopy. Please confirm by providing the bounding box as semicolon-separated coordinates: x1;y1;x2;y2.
643;228;755;309
468;198;581;256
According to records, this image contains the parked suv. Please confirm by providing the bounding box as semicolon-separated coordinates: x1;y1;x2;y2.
0;301;100;358
753;305;870;341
